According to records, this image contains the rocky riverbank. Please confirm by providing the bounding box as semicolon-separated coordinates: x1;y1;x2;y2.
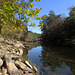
0;38;38;75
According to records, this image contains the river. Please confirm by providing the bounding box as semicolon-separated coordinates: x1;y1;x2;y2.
23;42;75;75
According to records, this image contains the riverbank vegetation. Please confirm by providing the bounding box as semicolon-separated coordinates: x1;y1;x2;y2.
26;31;41;41
41;7;75;43
1;24;40;41
0;0;42;41
1;22;27;40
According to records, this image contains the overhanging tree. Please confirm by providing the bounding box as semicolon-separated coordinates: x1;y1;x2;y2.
0;0;44;34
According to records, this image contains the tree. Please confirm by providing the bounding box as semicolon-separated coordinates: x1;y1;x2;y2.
0;0;43;34
41;7;75;43
41;10;64;42
69;7;75;16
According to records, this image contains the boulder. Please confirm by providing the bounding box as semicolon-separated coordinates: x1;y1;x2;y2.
14;42;25;48
33;66;38;72
24;61;37;72
0;73;3;75
18;48;23;56
6;41;14;46
24;45;30;48
18;69;24;75
15;61;32;71
0;49;6;58
0;38;4;42
24;61;33;69
4;57;19;75
5;53;19;60
2;67;7;74
0;58;3;67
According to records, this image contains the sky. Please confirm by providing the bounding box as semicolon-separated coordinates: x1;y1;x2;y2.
17;0;74;34
27;0;75;34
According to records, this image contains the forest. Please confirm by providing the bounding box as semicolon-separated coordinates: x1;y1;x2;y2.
0;0;75;44
41;7;75;43
0;0;42;41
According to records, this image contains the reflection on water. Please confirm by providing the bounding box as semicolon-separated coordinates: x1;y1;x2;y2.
24;42;75;75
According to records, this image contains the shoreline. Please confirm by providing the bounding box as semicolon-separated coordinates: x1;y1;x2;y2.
0;37;38;75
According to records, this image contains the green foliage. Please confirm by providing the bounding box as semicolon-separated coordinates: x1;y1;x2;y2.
0;0;43;28
63;15;75;38
69;7;75;16
41;7;75;43
26;31;41;41
1;24;27;41
0;0;43;40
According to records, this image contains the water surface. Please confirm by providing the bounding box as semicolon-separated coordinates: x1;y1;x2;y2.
24;42;75;75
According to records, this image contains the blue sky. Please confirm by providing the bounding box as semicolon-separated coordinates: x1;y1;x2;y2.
17;0;75;34
28;0;75;34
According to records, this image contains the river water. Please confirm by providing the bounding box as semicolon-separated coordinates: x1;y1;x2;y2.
24;42;75;75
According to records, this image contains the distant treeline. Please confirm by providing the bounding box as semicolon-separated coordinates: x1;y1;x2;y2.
41;7;75;43
1;24;41;41
25;31;41;41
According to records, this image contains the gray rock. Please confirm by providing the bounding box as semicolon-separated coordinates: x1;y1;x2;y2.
4;57;19;75
15;61;31;71
0;49;6;58
24;61;37;72
24;45;29;48
0;58;3;67
2;67;7;74
28;70;33;73
0;73;3;75
25;73;34;75
14;41;25;48
6;41;14;45
24;61;33;69
5;53;19;60
0;38;4;42
4;74;9;75
18;69;24;75
33;66;38;72
15;61;27;71
18;48;23;56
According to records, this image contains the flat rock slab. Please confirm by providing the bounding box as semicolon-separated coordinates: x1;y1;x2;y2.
5;53;20;60
2;67;7;74
15;61;32;71
0;58;3;67
0;49;7;58
14;43;25;48
4;57;19;75
0;38;4;42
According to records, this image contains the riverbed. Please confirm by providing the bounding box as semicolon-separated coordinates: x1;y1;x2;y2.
24;42;75;75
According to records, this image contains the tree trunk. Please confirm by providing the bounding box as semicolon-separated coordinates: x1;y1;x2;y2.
0;25;2;34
